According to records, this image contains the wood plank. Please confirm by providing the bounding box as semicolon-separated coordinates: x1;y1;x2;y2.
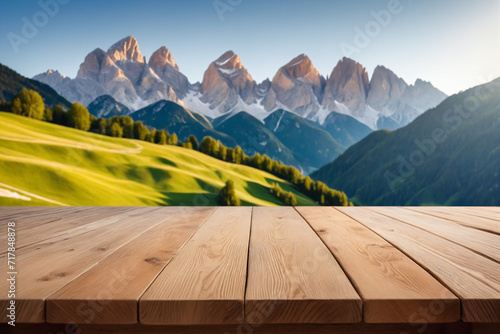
296;207;459;323
0;207;136;252
245;207;361;324
0;206;64;219
0;207;167;323
369;207;500;262
139;207;252;325
0;207;89;239
46;207;214;324
1;322;479;334
452;207;500;222
408;207;500;234
339;207;500;322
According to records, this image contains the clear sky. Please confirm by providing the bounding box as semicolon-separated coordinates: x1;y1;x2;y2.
0;0;499;95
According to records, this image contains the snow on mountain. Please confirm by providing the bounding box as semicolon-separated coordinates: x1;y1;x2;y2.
33;36;447;131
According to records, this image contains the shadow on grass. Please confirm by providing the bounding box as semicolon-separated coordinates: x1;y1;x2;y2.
146;166;173;184
243;180;281;206
156;157;178;168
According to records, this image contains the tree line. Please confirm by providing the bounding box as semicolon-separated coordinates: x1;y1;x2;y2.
270;183;297;206
198;136;350;206
1;89;351;206
2;88;182;146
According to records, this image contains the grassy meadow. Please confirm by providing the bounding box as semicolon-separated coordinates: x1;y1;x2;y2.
0;112;316;206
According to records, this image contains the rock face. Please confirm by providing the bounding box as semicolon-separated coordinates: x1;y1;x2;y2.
34;35;447;131
322;57;369;117
199;51;256;115
262;54;323;117
366;65;408;116
107;36;145;64
33;69;107;107
149;46;190;99
35;36;186;110
76;47;140;107
365;66;448;129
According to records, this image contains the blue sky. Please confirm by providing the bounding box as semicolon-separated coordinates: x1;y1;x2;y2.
0;0;499;95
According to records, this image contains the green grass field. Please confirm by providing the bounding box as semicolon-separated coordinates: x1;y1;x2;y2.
0;112;317;206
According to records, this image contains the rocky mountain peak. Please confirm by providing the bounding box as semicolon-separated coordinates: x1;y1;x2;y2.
198;51;257;113
321;57;370;114
45;69;66;78
33;69;69;89
282;54;319;80
107;35;145;64
366;65;408;112
332;57;369;90
201;50;253;91
263;54;322;116
215;50;243;70
149;46;179;71
148;46;189;99
76;48;113;80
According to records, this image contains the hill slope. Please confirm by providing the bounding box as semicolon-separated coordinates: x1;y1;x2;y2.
312;78;500;205
264;110;345;173
213;111;300;168
0;64;71;109
131;100;236;145
0;112;316;206
87;95;132;118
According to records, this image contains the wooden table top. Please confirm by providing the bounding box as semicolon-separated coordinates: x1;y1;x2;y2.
1;206;499;326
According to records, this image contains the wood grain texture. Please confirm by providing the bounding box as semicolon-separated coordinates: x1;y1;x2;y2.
450;207;500;222
46;207;214;324
0;207;88;251
2;206;499;326
296;207;460;323
339;207;500;322
0;207;164;323
0;207;135;252
246;207;361;324
369;207;500;262
408;207;500;234
1;322;479;334
139;207;252;325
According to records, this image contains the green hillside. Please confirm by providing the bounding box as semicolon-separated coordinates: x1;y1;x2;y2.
0;112;317;206
312;78;500;206
214;111;300;168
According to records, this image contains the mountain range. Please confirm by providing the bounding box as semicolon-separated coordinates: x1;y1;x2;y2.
1;62;366;173
33;35;447;131
311;78;500;205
